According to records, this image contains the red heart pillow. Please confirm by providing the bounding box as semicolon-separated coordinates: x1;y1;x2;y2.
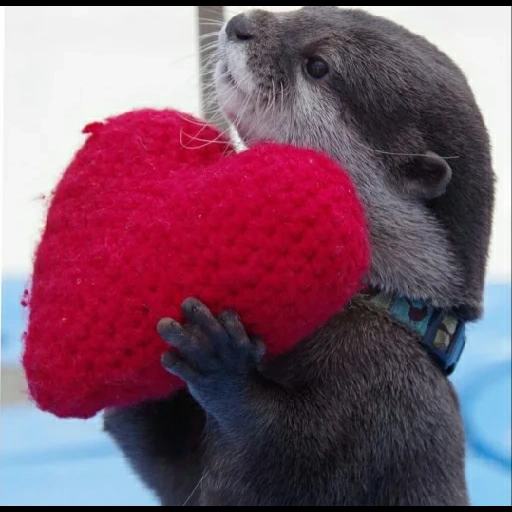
22;109;370;419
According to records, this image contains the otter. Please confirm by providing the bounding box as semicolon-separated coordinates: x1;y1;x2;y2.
104;6;495;506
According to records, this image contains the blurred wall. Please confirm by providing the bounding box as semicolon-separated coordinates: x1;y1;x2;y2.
3;6;511;281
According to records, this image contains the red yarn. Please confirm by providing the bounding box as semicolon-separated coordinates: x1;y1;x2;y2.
22;109;370;419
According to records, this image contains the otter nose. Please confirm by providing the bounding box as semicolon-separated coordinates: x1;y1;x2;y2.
225;14;255;42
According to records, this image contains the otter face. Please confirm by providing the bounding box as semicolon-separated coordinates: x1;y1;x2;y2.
214;7;494;319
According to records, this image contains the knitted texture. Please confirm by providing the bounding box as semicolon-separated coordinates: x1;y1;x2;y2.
22;108;370;419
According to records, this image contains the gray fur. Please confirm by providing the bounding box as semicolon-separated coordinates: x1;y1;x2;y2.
215;7;494;317
104;7;495;506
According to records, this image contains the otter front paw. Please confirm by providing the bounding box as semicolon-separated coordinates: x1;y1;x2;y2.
158;298;265;416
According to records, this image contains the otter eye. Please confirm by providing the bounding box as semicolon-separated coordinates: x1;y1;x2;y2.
305;57;329;79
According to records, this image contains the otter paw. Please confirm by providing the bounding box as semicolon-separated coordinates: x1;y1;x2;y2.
158;298;265;410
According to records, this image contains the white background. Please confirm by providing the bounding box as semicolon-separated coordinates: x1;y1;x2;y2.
2;6;511;281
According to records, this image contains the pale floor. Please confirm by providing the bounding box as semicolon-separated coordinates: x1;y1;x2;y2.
1;282;510;506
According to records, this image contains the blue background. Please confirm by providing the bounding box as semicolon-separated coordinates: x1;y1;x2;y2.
1;278;510;506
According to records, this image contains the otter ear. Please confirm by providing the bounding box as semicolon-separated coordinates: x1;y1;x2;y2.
404;151;452;200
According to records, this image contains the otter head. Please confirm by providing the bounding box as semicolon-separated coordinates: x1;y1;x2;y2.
214;6;495;320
